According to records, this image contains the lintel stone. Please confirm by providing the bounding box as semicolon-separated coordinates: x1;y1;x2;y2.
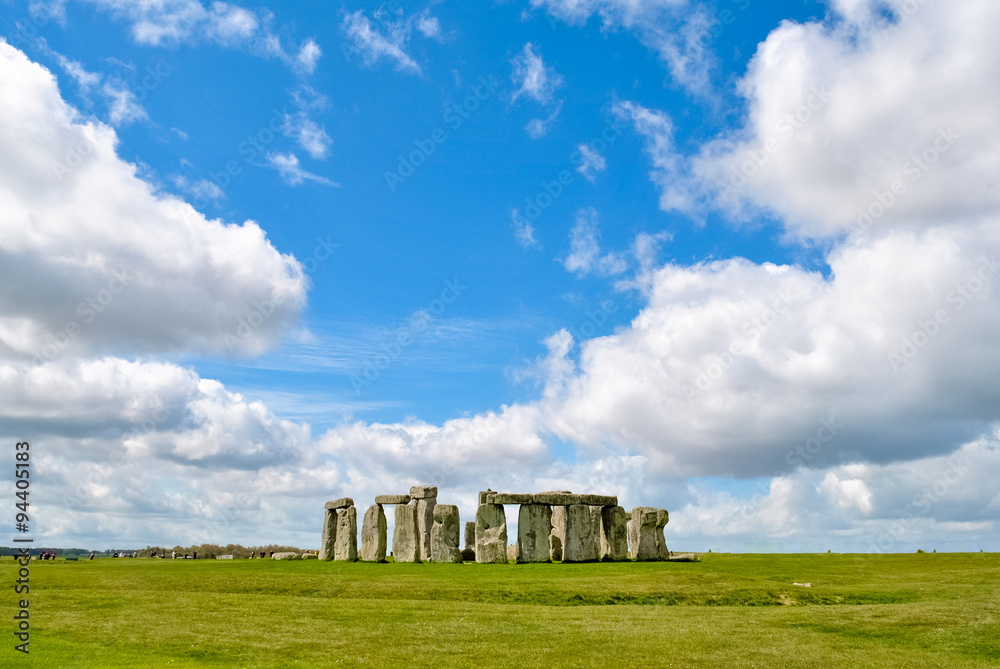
374;494;410;505
491;493;535;505
325;497;354;510
409;485;438;499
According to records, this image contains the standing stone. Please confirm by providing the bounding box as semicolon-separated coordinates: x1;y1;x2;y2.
475;503;508;563
517;503;552;563
550;505;567;561
393;503;420;562
461;521;476;561
630;507;659;561
430;504;462;563
333;506;358;561
361;504;387;562
655;509;670;559
563;504;600;562
590;506;604;557
601;506;629;561
319;508;337;561
410;485;438;562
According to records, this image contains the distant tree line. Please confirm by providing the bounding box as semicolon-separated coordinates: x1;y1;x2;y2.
2;544;310;558
139;544;308;558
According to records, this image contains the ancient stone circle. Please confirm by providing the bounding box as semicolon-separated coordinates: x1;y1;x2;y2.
319;486;669;563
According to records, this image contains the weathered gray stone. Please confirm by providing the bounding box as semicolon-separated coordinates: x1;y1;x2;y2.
516;503;552;563
475;503;508;563
464;521;476;549
549;535;562;562
415;496;437;561
430;504;462;563
271;551;300;560
562;504;600;562
409;485;438;499
319;508;337;561
630;507;659;561
590;505;604;553
477;489;496;505
393;503;420;562
656;509;670;560
324;497;354;510
361;504;387;562
374;494;410;505
334;506;358;561
539;490;573;494
302;552;318;560
507;544;518;561
533;492;617;506
550;505;566;561
601;506;629;561
491;493;535;505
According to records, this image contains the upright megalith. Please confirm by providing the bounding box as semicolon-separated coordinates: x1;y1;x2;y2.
410;485;438;562
517;504;552;563
431;504;462;563
656;509;670;559
319;508;337;561
630;507;659;561
550;504;567;561
361;504;387;562
393;503;420;562
475;503;508;563
601;505;629;561
462;521;476;561
563;504;600;562
334;505;358;561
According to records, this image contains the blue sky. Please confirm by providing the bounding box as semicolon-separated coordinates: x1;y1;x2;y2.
2;0;999;553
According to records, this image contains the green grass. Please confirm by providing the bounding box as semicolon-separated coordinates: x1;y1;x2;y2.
2;553;998;667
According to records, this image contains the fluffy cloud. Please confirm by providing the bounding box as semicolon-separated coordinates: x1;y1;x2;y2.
631;0;1000;241
0;41;306;362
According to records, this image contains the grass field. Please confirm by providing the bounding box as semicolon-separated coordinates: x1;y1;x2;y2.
2;552;998;667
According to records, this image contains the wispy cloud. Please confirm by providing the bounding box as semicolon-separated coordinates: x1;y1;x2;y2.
341;9;422;74
266;153;340;187
511;42;563;105
563;207;627;276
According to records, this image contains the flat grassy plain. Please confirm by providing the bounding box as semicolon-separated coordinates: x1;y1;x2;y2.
2;552;997;668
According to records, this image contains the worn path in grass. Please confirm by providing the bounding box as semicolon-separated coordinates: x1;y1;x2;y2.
2;553;997;667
